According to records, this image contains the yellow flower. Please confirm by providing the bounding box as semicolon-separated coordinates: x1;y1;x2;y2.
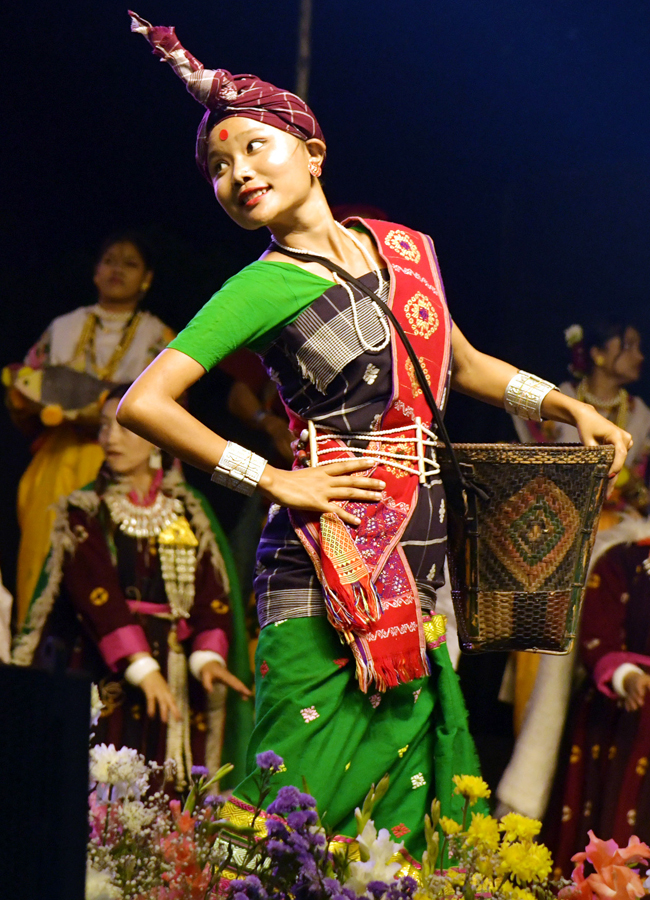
500;812;542;842
466;812;500;851
452;774;491;806
439;816;463;835
525;842;553;882
512;888;538;900
499;841;553;883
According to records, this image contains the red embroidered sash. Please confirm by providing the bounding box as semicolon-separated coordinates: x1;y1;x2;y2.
290;219;452;691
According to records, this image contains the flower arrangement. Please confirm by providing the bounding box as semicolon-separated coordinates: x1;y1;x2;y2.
84;742;650;900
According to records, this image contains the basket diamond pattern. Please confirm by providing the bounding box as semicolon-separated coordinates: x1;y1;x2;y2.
484;475;580;592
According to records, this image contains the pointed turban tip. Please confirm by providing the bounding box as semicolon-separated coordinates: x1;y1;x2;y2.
128;11;325;182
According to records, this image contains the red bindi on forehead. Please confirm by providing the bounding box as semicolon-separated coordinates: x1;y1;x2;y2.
219;129;229;141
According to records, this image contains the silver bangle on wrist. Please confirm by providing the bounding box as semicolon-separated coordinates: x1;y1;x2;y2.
211;441;268;496
504;370;557;422
124;655;160;686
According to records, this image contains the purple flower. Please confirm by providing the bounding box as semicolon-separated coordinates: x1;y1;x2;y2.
191;765;209;778
297;791;317;809
229;875;268;900
266;818;290;839
267;785;302;815
287;809;318;831
256;750;284;772
204;793;225;806
368;882;389;899
399;876;417;896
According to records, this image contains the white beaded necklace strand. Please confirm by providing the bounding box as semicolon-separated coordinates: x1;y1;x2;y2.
272;222;391;353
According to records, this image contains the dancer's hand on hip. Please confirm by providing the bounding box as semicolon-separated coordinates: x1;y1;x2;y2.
259;458;386;527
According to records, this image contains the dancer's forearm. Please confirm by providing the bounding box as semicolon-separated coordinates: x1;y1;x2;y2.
117;349;226;473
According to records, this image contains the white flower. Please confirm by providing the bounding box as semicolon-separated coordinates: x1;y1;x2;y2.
86;863;122;900
564;324;583;347
90;684;104;728
90;744;149;801
344;819;403;893
118;799;156;833
644;871;650;892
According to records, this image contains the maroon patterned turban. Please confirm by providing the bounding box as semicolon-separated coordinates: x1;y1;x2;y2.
129;12;325;182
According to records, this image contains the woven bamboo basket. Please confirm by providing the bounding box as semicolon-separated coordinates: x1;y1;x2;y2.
438;443;614;654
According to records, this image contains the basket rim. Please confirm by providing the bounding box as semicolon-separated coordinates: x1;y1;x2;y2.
436;441;615;459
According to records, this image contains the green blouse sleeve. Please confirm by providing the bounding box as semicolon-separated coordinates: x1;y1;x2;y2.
168;260;332;371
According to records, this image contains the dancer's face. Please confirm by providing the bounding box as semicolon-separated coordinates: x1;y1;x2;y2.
595;327;644;384
93;242;153;305
206;117;325;230
99;399;155;475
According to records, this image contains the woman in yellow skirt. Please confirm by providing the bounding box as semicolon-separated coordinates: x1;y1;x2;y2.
4;232;174;622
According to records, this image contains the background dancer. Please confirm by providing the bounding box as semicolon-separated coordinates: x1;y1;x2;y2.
120;13;631;859
13;386;252;790
497;319;650;819
5;233;174;624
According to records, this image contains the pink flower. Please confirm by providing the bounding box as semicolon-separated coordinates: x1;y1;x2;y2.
567;832;650;900
572;832;650;870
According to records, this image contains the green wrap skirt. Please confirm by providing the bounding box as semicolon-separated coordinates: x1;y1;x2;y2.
227;614;484;860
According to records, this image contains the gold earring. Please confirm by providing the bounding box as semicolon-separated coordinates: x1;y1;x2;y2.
149;448;162;469
594;354;605;366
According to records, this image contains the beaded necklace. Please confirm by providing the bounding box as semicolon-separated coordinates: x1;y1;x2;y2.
71;309;144;380
103;480;198;620
576;379;629;429
271;222;390;353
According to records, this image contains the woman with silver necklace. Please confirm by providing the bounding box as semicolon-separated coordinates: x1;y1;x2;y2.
119;13;631;865
14;385;252;792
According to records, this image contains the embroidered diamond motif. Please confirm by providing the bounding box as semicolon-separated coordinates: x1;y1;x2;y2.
391;823;411;838
426;563;437;582
397;745;409;758
300;706;320;723
260;661;269;677
333;657;349;668
411;772;426;789
413;688;422;703
369;694;382;708
483;475;580;591
345;762;351;771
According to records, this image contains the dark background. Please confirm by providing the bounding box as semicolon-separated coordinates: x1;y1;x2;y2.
2;0;650;595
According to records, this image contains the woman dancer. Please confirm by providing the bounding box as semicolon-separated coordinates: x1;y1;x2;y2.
6;233;174;623
13;386;252;790
121;13;631;859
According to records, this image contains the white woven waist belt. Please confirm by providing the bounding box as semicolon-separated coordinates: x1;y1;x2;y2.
304;418;440;484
